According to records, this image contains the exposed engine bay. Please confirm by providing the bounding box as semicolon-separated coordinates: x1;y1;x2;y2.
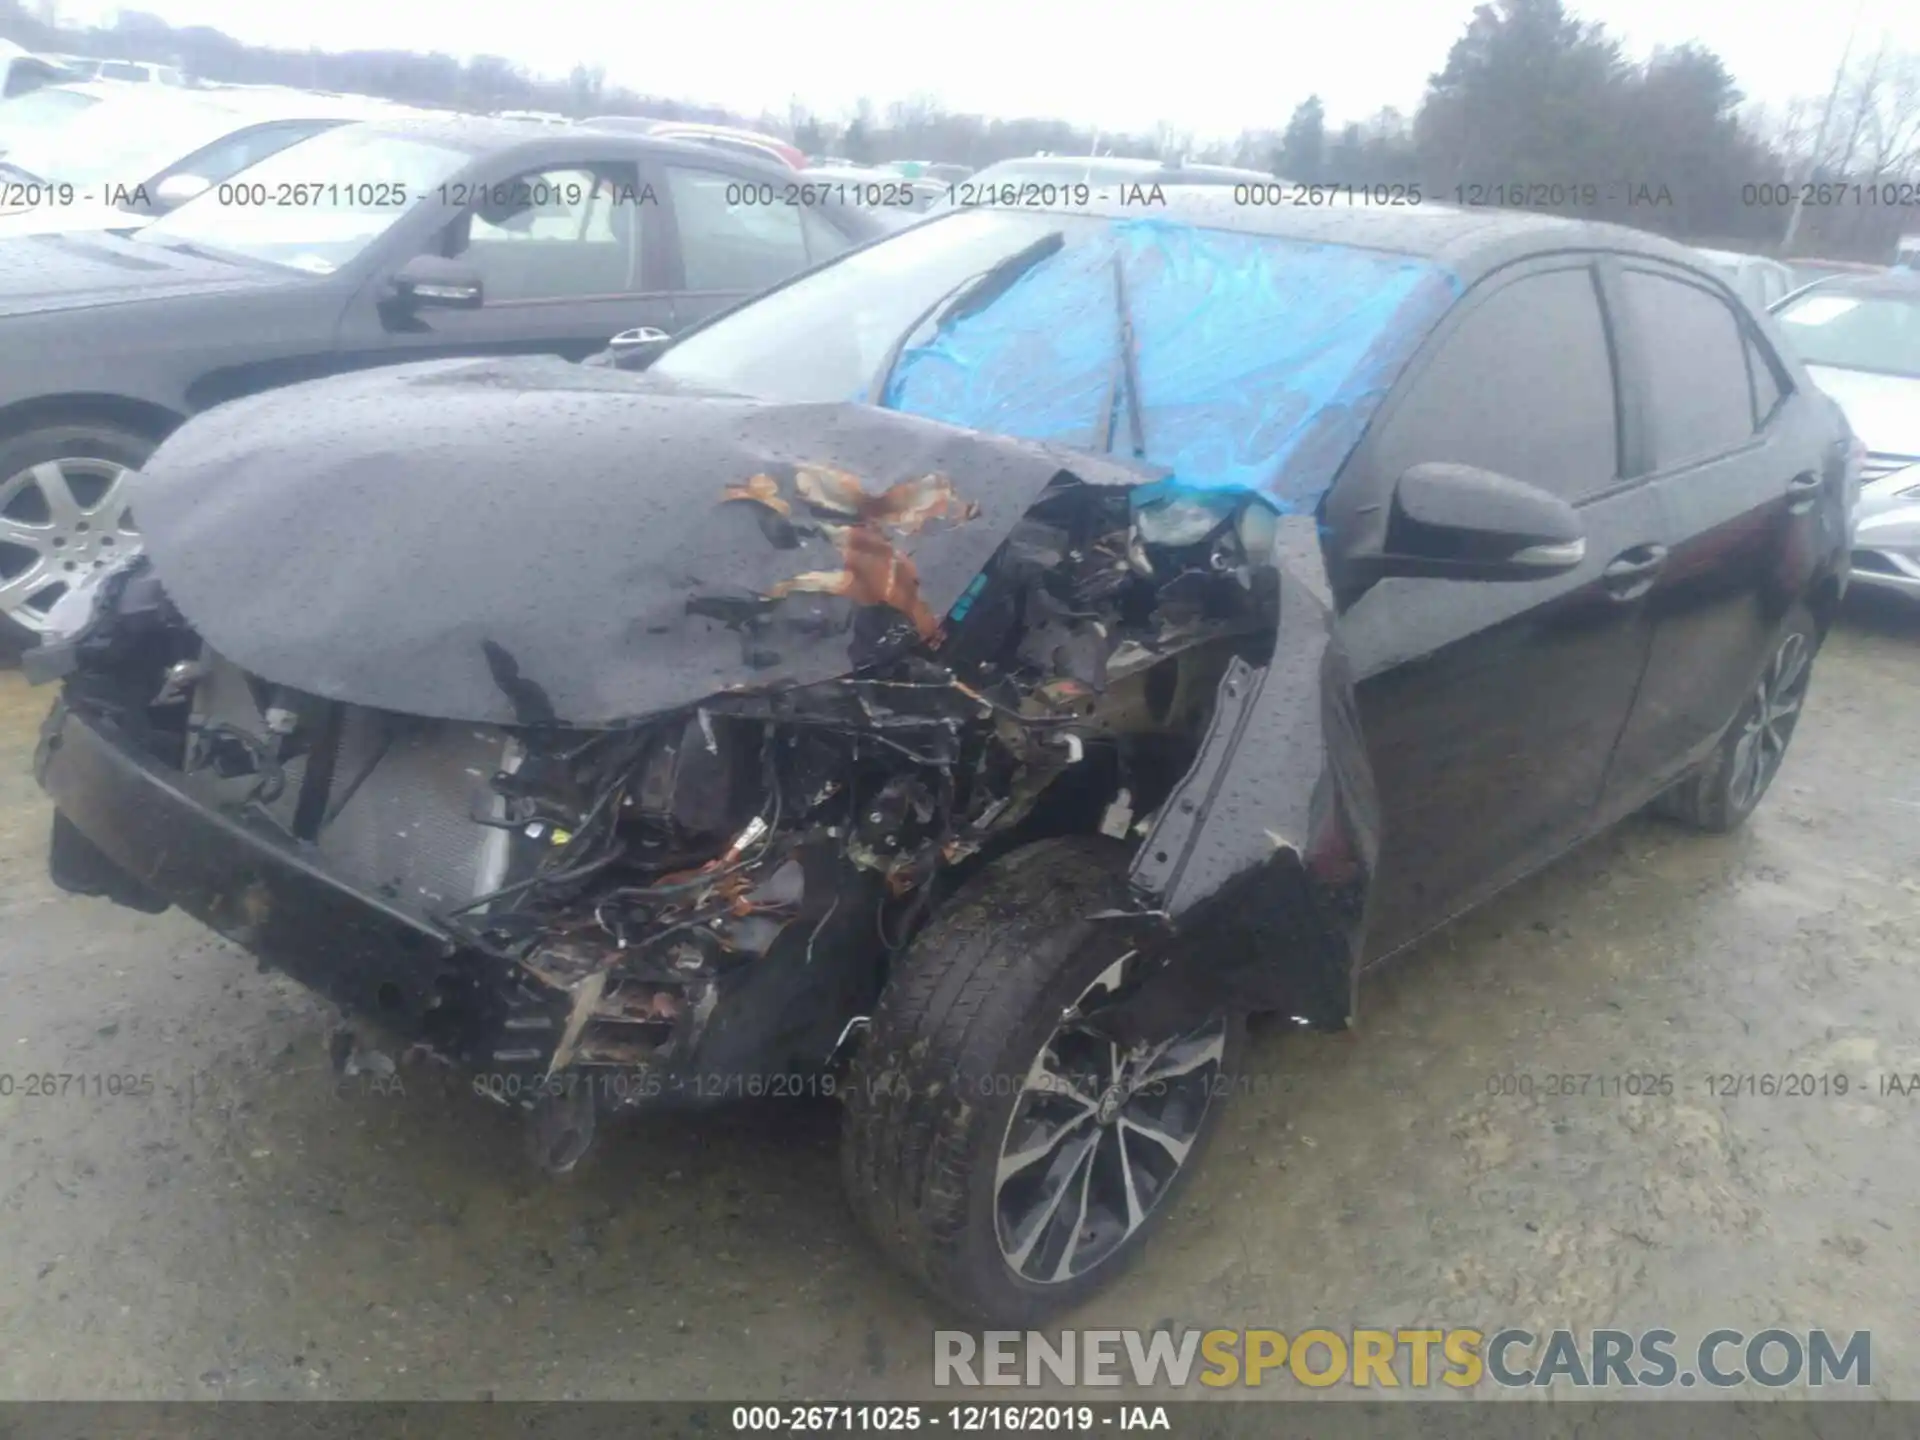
40;469;1314;1113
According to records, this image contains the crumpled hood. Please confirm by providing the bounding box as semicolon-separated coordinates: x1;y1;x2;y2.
0;231;289;319
133;355;1158;726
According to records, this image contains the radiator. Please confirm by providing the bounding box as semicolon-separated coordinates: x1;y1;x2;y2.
188;653;517;916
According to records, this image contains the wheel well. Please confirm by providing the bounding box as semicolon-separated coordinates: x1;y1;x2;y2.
0;394;184;448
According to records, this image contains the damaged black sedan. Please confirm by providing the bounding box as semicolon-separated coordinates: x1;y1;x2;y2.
29;194;1852;1322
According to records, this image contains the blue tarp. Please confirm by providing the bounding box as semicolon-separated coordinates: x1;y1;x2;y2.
881;217;1462;515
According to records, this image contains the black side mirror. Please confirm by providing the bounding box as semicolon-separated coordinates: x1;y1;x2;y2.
1362;462;1587;584
385;254;484;310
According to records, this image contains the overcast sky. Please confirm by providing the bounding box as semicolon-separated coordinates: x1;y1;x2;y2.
52;0;1920;138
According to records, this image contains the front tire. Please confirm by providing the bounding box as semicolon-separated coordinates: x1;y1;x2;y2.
841;836;1243;1323
0;422;154;663
1653;607;1819;833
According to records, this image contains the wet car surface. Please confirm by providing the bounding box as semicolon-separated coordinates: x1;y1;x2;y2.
14;194;1861;1321
2;596;1918;1397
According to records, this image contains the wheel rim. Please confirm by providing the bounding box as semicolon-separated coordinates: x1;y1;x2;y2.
993;951;1227;1286
0;456;141;634
1728;630;1810;814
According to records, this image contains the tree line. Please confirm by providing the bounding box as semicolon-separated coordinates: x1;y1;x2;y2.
5;0;1916;260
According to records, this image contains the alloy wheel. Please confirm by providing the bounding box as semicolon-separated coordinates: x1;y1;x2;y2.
1728;630;1811;814
0;457;140;634
992;952;1227;1285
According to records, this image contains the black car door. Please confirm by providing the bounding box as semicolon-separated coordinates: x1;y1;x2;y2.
1327;258;1664;959
656;161;860;330
1593;260;1836;817
333;157;675;368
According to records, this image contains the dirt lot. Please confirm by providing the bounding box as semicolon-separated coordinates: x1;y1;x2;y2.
0;597;1916;1404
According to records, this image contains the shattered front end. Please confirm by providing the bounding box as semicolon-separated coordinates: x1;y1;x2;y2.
33;352;1396;1145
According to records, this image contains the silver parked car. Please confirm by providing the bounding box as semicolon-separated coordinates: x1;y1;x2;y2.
1770;272;1920;600
0;87;428;238
1851;462;1920;600
1694;246;1796;312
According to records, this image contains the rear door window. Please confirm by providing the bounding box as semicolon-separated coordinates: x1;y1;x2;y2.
1368;265;1620;502
454;164;644;302
1620;269;1756;470
666;165;812;292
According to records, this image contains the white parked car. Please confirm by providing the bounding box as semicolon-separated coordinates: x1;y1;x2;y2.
87;57;188;86
1694;246;1797;312
0;80;123;155
1770;272;1920;601
0;37;69;100
43;54;187;86
0;88;423;239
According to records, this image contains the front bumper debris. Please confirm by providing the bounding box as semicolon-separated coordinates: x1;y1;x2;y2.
36;698;566;1074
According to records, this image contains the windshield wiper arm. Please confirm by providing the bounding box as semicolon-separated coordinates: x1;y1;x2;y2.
865;230;1065;407
1097;250;1147;458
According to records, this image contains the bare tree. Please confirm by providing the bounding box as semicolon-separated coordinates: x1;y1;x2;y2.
1849;49;1920;178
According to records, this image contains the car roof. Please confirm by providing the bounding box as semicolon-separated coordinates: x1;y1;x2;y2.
643;120;782;141
11;79;122;102
1694;246;1786;269
1789;257;1886;275
804;165;892;182
1786;269;1920;299
42;82;393;120
981;155;1166;172
1168;162;1285;183
341;115;817;173
205;88;418;119
999;185;1713;283
50;87;391;145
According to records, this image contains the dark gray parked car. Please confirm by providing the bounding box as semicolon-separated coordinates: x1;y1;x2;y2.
0;117;882;657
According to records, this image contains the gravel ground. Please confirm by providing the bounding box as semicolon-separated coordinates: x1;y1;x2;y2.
0;596;1916;1404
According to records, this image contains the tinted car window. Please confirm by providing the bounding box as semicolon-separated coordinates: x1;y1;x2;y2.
455;165;643;302
1621;269;1754;470
667;164;811;292
1369;266;1619;501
